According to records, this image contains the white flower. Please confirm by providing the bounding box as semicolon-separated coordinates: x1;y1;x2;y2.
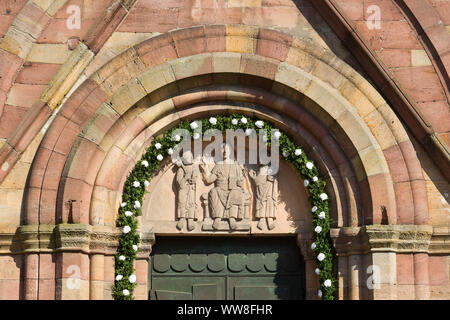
209;117;217;125
317;253;326;261
123;289;130;296
133;181;140;188
122;226;131;234
315;226;322;233
313;176;318;182
304;180;309;187
125;211;133;217
324;279;332;287
245;128;253;136
168;148;174;155
119;255;126;261
115;275;123;281
255;120;264;129
320;193;328;201
262;135;268;142
173;134;181;142
190;121;198;130
319;211;326;219
273;131;281;139
193;132;200;140
129;274;137;284
141;160;149;167
144;180;150;187
306;162;314;170
295;149;302;156
282;150;288;158
311;242;317;250
231;119;238;125
315;268;320;275
312;206;318;212
121;202;127;208
132;245;138;251
318;290;323;298
157;154;163;161
241;117;247;124
134;201;141;209
155;143;162;150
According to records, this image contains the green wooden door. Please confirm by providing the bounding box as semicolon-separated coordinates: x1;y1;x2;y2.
149;237;305;300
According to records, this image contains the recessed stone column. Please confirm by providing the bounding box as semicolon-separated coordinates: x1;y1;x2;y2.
134;232;155;300
297;233;319;300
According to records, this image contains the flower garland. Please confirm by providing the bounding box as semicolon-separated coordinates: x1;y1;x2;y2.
113;114;335;300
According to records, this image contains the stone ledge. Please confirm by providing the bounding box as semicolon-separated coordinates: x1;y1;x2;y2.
331;224;447;255
0;224;155;256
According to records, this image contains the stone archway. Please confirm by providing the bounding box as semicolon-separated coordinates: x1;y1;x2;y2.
18;25;432;300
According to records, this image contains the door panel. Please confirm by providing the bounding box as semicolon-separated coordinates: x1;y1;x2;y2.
149;237;305;300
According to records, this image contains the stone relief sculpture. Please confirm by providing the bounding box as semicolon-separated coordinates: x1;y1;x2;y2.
248;164;278;230
175;151;200;231
200;143;250;231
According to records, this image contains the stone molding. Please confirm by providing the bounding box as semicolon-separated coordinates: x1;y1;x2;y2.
331;224;446;255
0;224;447;255
0;224;155;256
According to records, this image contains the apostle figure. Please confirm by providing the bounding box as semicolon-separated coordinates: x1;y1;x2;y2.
200;143;250;230
248;164;278;230
175;150;200;231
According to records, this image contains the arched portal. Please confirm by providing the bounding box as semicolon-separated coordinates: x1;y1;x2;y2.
18;25;431;300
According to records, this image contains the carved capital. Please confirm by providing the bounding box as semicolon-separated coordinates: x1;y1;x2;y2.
136;232;155;260
330;227;370;256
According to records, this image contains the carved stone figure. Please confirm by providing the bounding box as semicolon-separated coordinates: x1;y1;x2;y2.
248;164;278;230
175;151;200;231
200;143;250;230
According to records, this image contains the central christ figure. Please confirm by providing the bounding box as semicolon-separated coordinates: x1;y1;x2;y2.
200;143;249;230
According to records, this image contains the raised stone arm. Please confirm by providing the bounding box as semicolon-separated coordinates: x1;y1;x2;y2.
200;163;217;184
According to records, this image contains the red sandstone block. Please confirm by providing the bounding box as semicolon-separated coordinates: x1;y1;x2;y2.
10;101;52;152
38;279;55;300
178;7;216;27
215;8;243;24
361;173;396;224
425;24;450;55
96;147;132;191
58;177;93;224
242;7;298;28
0;0;28;15
363;0;404;21
393;181;415;224
38;18;96;44
137;34;178;68
40;114;68;150
256;28;292;61
397;253;414;285
42;151;67;191
70;87;108;127
377;49;411;68
397;140;424;181
27;147;51;188
15;63;60;85
66;138;105;185
39;188;58;224
18;2;51;39
410;179;428;225
53;119;81;156
0;280;20;300
240;55;279;80
39;254;56;280
60;79;98;120
336;0;364;21
205;25;226;52
0;105;27;138
58;252;89;280
417;100;450;134
6;83;46;108
24;187;41;224
262;0;295;6
404;0;441;30
383;144;410;183
393;66;446;103
119;7;178;33
171;26;206;57
414;253;429;285
0;49;23;92
0;14;14;38
429;0;450;25
429;256;449;285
